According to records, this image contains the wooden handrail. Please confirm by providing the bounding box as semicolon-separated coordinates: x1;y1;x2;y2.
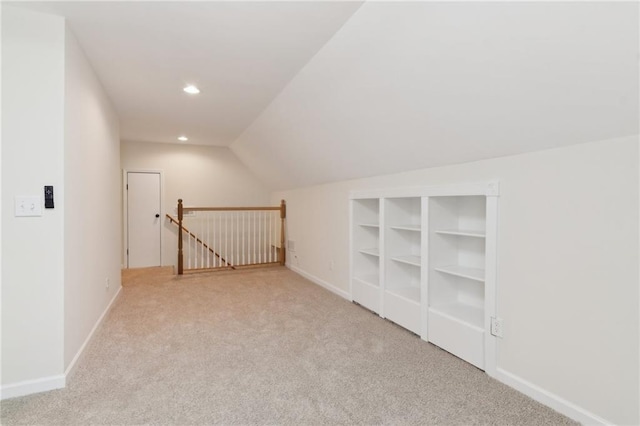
183;206;282;212
167;213;235;271
176;199;286;274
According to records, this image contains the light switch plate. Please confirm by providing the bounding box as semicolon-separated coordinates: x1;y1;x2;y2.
15;196;42;217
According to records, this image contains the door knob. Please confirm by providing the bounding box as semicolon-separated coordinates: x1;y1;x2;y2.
155;214;160;218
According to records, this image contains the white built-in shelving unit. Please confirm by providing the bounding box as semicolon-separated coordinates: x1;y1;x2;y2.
351;198;382;313
349;182;498;373
383;197;423;334
428;195;487;368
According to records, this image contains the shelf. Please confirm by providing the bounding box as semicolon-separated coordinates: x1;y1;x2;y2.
391;255;421;267
359;248;380;257
434;265;484;282
390;224;421;232
435;229;485;238
429;302;484;330
359;223;380;229
385;285;420;303
353;274;379;287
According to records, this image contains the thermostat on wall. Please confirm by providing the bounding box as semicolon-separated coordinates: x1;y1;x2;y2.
44;185;54;208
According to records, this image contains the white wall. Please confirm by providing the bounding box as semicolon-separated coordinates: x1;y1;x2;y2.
273;136;639;425
63;29;122;371
1;6;65;390
121;140;270;268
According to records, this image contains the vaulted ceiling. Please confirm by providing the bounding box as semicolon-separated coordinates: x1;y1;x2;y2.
15;1;364;146
13;1;640;190
231;2;639;189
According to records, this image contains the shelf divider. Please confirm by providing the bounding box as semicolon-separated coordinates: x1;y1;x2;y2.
390;254;421;267
359;223;380;228
359;247;380;257
390;224;421;232
434;229;485;238
434;265;484;282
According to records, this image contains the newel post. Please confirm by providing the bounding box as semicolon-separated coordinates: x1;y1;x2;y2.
178;199;184;275
279;199;286;266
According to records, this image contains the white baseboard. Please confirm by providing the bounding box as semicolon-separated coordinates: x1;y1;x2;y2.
0;375;66;400
495;368;611;425
287;264;351;300
1;285;123;401
65;285;123;379
286;264;613;425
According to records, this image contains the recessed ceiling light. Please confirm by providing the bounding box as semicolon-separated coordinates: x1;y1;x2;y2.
178;136;188;141
183;85;200;94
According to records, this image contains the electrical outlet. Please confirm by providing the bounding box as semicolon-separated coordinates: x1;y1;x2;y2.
105;278;110;291
491;317;504;338
329;260;334;271
287;240;296;252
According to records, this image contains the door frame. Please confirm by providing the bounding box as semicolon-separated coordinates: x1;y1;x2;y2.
122;169;164;268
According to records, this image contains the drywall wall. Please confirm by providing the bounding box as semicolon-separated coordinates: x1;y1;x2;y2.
120;140;270;268
273;136;639;425
1;6;65;391
63;28;122;371
233;2;638;190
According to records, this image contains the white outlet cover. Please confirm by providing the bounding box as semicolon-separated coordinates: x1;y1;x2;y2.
491;317;504;338
15;196;42;217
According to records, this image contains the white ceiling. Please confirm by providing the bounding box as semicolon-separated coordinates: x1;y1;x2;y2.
16;1;363;146
11;1;640;190
232;1;639;189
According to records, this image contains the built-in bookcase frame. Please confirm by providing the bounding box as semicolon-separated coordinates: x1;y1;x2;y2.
349;182;499;376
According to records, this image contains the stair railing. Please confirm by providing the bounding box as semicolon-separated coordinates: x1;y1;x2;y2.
166;214;235;269
175;199;286;275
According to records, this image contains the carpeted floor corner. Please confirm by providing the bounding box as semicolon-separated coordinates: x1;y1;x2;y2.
0;267;576;425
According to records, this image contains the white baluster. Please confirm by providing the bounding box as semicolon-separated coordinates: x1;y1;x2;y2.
225;212;228;266
269;211;273;263
231;211;235;266
253;211;256;264
242;211;246;266
188;219;191;269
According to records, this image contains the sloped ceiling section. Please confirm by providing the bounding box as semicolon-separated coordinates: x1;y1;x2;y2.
231;2;639;190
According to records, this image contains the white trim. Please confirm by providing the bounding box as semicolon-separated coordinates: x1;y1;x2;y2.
122;169;127;267
0;285;124;401
484;195;499;377
348;200;354;303
123;169;164;268
378;198;385;317
350;181;499;200
419;197;429;341
64;285;122;380
288;257;610;425
287;264;351;300
0;375;66;400
495;368;611;425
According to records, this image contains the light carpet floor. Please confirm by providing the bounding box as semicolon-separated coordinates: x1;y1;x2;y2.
1;267;575;425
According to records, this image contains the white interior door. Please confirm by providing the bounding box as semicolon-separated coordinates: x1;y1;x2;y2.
127;172;161;268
